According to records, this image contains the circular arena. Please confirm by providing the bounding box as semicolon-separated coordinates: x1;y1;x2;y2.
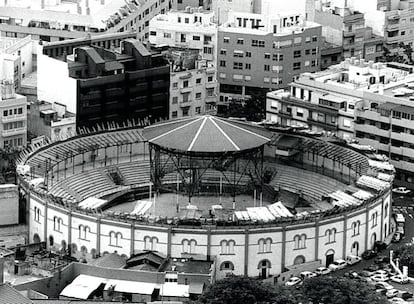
17;115;395;281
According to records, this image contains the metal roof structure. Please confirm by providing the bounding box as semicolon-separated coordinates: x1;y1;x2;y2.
143;115;272;153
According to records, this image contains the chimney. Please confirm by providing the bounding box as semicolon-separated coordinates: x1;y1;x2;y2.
77;3;82;14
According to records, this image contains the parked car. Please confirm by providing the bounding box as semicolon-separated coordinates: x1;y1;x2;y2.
364;264;380;272
390;274;409;284
300;271;317;280
393;187;411;195
328;259;347;271
285;276;302;287
315;267;331;276
362;250;378;260
374;241;387;252
344;271;359;279
389;297;407;304
374;270;390;277
386;289;400;299
346;255;362;265
370;274;389;282
375;282;394;290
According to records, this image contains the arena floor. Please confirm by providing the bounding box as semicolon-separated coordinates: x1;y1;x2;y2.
105;193;272;217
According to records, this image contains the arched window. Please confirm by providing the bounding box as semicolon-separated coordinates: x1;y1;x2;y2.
53;217;63;232
182;239;189;253
325;228;336;244
78;225;84;239
115;232;122;247
294;234;306;249
144;236;152;250
84;226;90;240
190;239;196;253
294;255;306;265
384;204;388;218
352;221;360;236
33;233;40;243
371;212;378;228
151;237;158;251
258;238;272;253
109;231;117;246
34;207;41;222
220;261;234;271
220;240;235;254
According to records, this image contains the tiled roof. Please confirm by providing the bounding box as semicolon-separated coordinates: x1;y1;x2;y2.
0;283;33;304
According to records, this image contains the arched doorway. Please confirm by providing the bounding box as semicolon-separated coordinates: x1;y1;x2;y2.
33;233;40;244
258;260;271;279
371;233;377;248
49;235;54;247
294;255;306;265
351;242;359;256
325;249;335;267
61;240;67;254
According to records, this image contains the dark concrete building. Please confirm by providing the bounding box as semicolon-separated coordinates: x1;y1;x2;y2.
39;38;170;130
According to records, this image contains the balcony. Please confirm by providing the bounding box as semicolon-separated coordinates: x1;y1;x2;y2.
1;114;25;123
278;110;292;118
205;95;217;104
307;117;338;131
205;82;217;89
2;127;26;137
180;100;192;108
180;86;193;94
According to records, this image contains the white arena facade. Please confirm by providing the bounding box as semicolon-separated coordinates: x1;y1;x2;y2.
17;116;395;281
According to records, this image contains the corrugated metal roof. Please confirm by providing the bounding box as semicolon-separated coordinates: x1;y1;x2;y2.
0;284;33;304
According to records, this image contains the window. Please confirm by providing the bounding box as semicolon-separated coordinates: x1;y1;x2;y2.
252;39;265;47
172;82;178;89
172;96;178;104
144;236;158;251
371;212;378;228
172;111;178;118
183;80;189;88
220;261;234;271
245;63;251;70
293;62;301;70
293;50;301;58
34;206;41;222
384;204;388;218
294;234;306;249
264;53;271;59
264;64;270;71
311;60;317;67
196;106;201;114
196;78;201;84
220;49;227;55
208;76;213;82
109;231;122;247
258;238;272;253
163;32;171;38
312;48;317;55
150;31;156;36
233;62;243;70
184;18;189;23
223;37;230;43
78;225;90;240
233;50;244;57
245;51;252;57
312;36;318;42
203;46;212;54
352;221;360;236
196;92;202;99
220;240;235;254
325;228;336;244
237;38;244;44
193;35;200;40
182;239;197;253
53;217;63;232
3;110;7;117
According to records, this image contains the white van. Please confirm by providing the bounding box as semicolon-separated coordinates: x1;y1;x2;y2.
300;271;317;280
346;255;362;265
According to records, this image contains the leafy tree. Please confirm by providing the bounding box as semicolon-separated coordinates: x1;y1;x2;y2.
394;243;414;276
291;276;388;304
196;276;277;304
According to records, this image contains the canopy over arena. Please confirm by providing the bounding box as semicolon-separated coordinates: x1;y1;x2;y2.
143;115;273;201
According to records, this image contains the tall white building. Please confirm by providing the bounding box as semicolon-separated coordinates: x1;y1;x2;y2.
150;9;218;118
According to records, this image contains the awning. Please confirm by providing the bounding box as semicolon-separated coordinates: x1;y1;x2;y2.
60;275;106;300
160;283;189;298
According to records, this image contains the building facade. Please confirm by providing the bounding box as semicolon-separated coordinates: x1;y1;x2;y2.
38;38;170;130
0;0;173;43
217;11;322;105
266;57;414;187
0;80;27;149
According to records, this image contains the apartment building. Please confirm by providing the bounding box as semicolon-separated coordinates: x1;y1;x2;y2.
266;57;414;187
217;11;322;104
352;0;414;53
149;9;218;118
28;100;76;142
310;0;384;62
0;80;27;149
0;0;173;43
149;9;217;65
38;38;170;129
167;49;217;119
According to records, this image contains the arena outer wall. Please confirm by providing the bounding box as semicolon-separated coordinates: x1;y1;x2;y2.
17;127;393;281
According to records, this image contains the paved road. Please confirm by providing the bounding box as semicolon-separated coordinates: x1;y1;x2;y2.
332;196;414;293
